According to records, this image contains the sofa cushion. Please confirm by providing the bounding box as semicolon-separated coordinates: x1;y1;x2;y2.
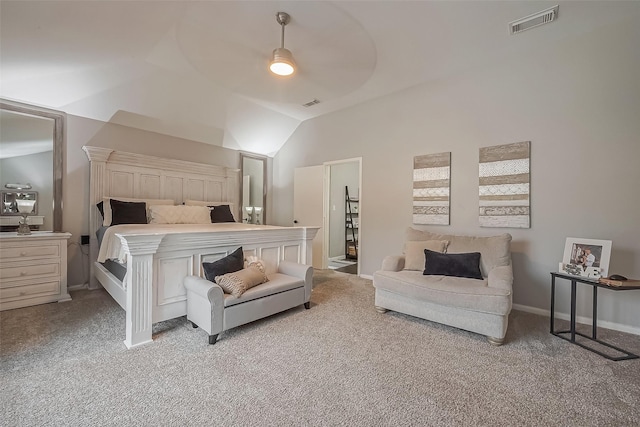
215;265;268;297
373;270;511;316
423;249;483;280
406;228;511;277
403;240;448;271
202;247;244;283
223;272;305;307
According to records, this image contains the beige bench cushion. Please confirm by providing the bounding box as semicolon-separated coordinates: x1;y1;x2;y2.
223;272;304;307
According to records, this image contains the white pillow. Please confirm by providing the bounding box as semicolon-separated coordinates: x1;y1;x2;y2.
184;200;236;221
102;197;174;226
403;240;449;271
148;205;211;224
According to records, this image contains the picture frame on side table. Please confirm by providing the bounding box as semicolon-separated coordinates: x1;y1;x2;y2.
560;237;612;279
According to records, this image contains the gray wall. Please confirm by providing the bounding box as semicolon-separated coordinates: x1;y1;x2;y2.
272;18;640;331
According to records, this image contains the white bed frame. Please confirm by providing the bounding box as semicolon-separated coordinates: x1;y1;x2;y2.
83;146;318;349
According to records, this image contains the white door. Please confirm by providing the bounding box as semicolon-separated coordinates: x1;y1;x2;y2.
293;165;325;269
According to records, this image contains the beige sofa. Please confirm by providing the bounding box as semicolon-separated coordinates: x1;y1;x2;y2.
184;261;313;344
373;228;513;345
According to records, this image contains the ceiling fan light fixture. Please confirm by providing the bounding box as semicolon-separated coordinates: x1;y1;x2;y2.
270;47;295;76
269;12;296;77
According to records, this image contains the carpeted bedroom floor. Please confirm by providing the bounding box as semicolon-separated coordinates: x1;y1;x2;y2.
1;270;639;426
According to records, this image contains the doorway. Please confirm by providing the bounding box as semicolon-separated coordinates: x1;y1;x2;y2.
324;158;362;275
293;158;362;275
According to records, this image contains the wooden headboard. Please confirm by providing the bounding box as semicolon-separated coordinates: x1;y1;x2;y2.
82;146;240;283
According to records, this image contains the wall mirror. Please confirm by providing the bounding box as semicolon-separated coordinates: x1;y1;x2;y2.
240;153;267;225
0;100;64;232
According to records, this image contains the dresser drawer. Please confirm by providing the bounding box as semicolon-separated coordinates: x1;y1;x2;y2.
0;280;60;302
0;244;60;261
0;262;60;282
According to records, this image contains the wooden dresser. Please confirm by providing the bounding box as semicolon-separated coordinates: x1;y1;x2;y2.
0;232;72;311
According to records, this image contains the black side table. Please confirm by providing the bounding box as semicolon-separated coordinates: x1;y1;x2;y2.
550;272;639;361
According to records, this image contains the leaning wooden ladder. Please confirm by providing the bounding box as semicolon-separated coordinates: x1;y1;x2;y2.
345;186;358;261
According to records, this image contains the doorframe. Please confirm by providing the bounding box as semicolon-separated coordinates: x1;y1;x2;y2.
323;157;362;276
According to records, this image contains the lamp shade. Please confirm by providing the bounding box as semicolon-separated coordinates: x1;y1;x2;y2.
269;48;295;76
16;199;36;214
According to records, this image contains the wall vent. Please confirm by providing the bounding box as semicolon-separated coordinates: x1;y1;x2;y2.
302;99;320;107
509;5;558;35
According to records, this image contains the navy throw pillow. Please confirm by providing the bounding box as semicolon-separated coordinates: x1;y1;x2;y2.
209;205;235;223
202;247;244;283
110;199;147;225
96;201;104;219
423;249;483;280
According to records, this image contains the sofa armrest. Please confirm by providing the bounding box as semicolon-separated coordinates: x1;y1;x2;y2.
278;260;313;301
381;255;405;272
488;264;513;294
184;275;224;336
184;275;224;302
278;260;312;281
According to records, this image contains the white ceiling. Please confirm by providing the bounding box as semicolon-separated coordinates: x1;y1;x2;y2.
1;1;638;156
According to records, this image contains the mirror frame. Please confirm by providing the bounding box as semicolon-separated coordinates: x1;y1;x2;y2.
240;152;267;225
0;99;64;232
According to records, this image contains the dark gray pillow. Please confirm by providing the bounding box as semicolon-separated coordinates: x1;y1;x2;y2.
96;201;104;219
110;199;147;225
202;247;244;283
209;204;235;223
423;249;483;280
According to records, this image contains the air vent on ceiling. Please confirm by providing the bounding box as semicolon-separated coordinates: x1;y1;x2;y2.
302;99;320;107
509;5;558;35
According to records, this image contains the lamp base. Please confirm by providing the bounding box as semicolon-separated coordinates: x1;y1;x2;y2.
17;214;31;235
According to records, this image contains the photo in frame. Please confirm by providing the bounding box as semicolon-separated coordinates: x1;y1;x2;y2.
561;237;612;278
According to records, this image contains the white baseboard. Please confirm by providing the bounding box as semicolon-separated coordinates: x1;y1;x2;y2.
512;303;640;336
360;274;373;280
67;283;89;292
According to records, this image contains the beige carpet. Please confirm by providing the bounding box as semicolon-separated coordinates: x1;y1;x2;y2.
1;270;639;426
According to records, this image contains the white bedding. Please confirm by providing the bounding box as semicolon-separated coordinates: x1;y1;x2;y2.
97;223;279;263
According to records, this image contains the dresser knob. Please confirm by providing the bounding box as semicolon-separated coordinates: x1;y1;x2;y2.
20;252;27;256
20;271;27;276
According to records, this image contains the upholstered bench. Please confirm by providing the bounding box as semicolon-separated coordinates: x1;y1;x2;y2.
184;260;313;344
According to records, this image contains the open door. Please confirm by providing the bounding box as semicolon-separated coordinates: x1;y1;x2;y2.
293;165;325;269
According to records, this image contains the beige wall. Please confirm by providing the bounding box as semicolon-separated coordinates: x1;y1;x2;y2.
272;19;640;331
63;115;242;287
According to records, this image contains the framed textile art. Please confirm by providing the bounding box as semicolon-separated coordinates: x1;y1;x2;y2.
413;152;450;225
479;141;530;228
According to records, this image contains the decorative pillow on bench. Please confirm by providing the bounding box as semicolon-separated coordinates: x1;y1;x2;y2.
423;249;483;280
215;265;269;297
202;247;244;283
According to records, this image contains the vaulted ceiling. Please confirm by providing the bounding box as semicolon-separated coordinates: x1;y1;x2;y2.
2;1;638;156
